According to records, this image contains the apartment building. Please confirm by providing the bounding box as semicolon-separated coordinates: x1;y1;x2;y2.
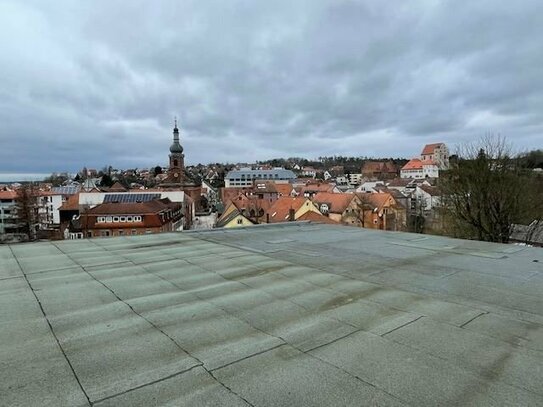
224;168;296;187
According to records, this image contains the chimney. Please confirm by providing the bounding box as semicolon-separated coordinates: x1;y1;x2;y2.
266;213;270;223
288;208;295;221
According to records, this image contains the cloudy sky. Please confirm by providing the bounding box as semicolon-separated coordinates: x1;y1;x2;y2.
1;0;542;173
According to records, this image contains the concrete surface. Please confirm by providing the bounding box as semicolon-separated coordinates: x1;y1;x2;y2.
1;223;542;406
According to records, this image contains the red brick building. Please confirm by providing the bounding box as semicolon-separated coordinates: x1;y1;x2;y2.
361;161;398;179
79;198;182;238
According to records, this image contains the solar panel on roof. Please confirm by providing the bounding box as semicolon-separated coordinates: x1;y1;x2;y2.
51;186;80;195
103;193;161;203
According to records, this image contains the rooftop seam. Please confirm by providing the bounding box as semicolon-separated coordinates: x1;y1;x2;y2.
90;364;203;406
459;311;489;328
7;245;92;407
64;239;257;406
380;315;425;337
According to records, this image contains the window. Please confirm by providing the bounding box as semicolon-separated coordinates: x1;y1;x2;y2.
237;218;243;224
118;230;124;236
127;216;132;222
120;217;126;222
106;216;112;222
87;232;92;238
113;217;119;222
132;229;137;235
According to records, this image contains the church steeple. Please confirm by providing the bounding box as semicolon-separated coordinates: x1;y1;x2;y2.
167;118;185;182
170;118;183;154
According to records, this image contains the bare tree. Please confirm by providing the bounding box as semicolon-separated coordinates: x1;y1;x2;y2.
15;183;39;241
440;135;543;243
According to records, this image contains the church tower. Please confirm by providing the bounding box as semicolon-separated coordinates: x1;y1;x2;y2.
167;119;185;182
159;117;202;227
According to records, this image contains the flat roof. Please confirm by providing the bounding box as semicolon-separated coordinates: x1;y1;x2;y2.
226;168;296;179
1;224;542;406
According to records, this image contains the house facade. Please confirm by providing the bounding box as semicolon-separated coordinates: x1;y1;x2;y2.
0;190;20;241
312;192;363;226
421;143;449;170
400;158;439;179
215;201;255;228
78;198;183;238
356;193;406;231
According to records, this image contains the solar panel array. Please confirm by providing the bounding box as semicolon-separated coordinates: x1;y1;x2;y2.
103;193;161;203
51;186;80;195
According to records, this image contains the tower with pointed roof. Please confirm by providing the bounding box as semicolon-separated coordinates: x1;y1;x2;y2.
158;118;204;228
167;119;185;183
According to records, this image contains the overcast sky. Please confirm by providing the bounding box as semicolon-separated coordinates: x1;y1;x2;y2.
1;0;542;173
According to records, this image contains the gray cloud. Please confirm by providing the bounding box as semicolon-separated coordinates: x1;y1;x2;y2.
1;0;542;173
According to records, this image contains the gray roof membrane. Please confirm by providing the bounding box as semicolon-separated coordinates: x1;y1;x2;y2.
1;223;542;406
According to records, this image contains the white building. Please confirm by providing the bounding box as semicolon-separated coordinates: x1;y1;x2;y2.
225;168;296;187
346;173;363;186
356;181;386;193
0;190;19;240
414;185;442;211
401;142;449;179
301;167;317;178
37;193;64;229
400;159;439;179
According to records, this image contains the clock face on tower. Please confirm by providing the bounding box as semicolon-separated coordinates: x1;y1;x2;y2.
174;173;179;178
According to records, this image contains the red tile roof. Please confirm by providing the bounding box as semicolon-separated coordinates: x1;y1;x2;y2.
297;183;335;194
273;183;295;196
220;187;253;204
356;193;396;212
107;182;128;192
0;190;18;200
402;158;422;170
421;143;444;155
312;192;356;214
231;194;274;214
401;158;436;170
362;161;397;174
266;197;312;223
